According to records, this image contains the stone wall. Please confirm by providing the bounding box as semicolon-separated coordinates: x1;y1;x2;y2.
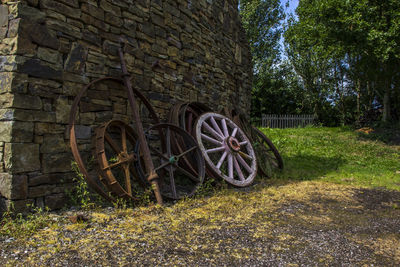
0;0;252;212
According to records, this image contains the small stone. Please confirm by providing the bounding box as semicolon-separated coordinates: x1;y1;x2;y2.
68;213;89;223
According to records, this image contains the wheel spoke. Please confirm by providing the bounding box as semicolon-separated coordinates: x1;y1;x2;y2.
231;127;238;137
239;141;248;146
203;122;224;140
221;119;229;137
166;126;171;157
201;133;222;145
210;116;224;137
176;145;198;159
239;151;253;161
216;151;228;169
148;145;169;161
123;163;132;195
236;153;252;174
168;165;177;199
120;126;127;153
105;132;122;154
175;164;201;182
228;154;233;179
233;156;245;181
206;146;226;154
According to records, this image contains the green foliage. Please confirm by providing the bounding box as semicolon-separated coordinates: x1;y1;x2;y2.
239;0;284;71
0;204;57;239
68;161;98;210
284;0;400;124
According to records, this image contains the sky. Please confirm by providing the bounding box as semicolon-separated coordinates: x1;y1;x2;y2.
280;0;299;56
284;0;299;15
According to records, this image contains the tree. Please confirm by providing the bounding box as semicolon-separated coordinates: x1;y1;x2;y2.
285;0;400;123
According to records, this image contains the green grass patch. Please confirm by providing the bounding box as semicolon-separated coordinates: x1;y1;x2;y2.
261;126;400;191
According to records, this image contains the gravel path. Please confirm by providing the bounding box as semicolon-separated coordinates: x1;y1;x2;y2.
1;181;399;266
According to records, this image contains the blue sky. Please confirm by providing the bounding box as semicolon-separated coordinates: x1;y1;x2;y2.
279;0;299;56
283;0;299;15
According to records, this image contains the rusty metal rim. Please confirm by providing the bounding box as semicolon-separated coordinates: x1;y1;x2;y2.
95;120;141;200
69;76;161;202
134;123;205;199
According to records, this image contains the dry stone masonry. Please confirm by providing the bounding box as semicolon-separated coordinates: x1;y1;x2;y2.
0;0;252;212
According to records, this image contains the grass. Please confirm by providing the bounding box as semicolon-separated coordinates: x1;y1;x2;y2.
1;126;399;265
262;126;400;191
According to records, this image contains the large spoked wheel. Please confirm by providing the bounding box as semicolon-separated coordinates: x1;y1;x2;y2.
134;123;205;199
221;108;284;177
69;77;161;202
252;126;284;171
194;113;257;187
95;120;141;200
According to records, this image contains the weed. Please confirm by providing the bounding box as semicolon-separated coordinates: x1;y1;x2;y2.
67;161;98;210
0;204;55;239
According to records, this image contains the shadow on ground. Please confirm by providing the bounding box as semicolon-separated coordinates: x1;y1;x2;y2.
357;126;400;145
275;154;346;181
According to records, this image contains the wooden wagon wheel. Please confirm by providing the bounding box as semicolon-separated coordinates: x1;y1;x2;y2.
222;108;284;177
194;112;257;187
134;123;205;199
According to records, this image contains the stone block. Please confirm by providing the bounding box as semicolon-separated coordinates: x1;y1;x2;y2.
18;4;46;23
4;199;34;213
29;172;73;186
0;5;8;27
81;3;104;20
64;42;88;74
19;59;62;81
28;184;56;198
42;153;72;173
40;0;81;19
55;96;71;124
37;47;61;65
12;94;42;110
45;193;66;210
0;173;28;200
4;143;40;173
0;121;33;142
40;134;66;153
35;123;65;135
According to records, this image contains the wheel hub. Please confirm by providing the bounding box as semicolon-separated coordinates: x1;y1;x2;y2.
227;136;241;152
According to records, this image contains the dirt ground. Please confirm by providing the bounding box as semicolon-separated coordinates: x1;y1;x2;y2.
1;181;399;266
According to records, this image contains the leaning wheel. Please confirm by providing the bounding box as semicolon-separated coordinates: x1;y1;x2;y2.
95;120;141;200
194;112;257;187
252;126;284;171
134;123;205;199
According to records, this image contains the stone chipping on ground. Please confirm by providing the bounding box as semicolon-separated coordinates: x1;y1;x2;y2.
0;181;399;266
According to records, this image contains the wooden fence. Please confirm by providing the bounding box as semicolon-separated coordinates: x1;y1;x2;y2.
254;114;316;128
